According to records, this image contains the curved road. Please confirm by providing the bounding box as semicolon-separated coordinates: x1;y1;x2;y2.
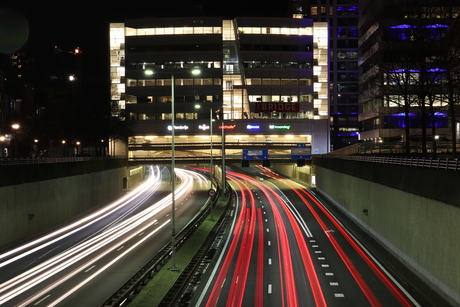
0;166;211;307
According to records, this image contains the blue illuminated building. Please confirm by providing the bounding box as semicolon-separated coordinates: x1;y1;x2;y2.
289;0;361;150
358;0;460;143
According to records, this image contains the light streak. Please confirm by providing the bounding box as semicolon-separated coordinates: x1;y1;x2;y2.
0;166;162;267
0;167;201;306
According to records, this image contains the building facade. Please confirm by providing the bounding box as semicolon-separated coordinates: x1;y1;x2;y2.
289;0;361;150
358;0;460;144
110;17;329;160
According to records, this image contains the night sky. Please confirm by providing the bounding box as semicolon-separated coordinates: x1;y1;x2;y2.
1;0;290;82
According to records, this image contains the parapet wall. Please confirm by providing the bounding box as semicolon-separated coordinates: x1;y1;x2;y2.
0;159;131;250
312;157;460;306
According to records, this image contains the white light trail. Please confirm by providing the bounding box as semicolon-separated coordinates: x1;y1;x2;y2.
0;166;161;267
0;167;202;306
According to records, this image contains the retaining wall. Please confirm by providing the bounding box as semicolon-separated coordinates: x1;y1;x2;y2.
0;159;134;250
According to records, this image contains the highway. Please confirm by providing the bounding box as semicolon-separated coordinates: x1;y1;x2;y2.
0;166;211;307
193;166;422;307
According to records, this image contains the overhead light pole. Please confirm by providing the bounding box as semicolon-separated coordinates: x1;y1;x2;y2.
170;68;200;271
209;108;215;221
11;124;20;158
221;120;226;194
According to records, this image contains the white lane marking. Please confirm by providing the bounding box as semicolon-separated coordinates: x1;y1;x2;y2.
84;265;95;272
268;241;271;246
268;284;272;294
268;258;272;265
34;295;50;305
334;293;345;297
330;282;339;286
325;272;334;276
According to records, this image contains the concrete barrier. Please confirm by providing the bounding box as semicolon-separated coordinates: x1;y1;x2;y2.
0;159;133;250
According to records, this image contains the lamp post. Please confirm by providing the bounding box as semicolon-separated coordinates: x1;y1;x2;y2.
221;120;226;194
0;136;5;157
209;108;215;221
170;73;179;271
170;69;200;271
210;108;213;186
11;124;20;157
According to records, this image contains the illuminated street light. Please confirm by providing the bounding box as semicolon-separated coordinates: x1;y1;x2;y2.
0;136;5;158
11;124;20;157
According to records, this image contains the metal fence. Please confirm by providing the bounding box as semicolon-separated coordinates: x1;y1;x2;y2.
323;154;460;172
330;142;460;156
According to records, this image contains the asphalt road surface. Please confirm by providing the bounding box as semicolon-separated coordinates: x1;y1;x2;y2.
193;166;423;307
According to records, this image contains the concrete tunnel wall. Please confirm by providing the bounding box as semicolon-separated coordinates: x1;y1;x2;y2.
0;159;145;250
309;157;460;306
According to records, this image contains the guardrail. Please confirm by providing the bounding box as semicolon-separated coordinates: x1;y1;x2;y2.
324;154;460;172
330;142;460;156
129;142;301;148
0;156;124;166
127;155;300;164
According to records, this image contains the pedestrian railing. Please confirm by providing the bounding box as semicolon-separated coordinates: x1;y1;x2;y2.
323;154;460;172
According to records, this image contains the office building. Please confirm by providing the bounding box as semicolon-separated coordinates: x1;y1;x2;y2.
109;17;329;160
289;0;361;150
358;0;460;144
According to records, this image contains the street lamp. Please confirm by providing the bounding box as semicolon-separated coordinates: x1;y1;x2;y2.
221;120;226;194
11;124;20;157
170;69;200;271
209;108;215;221
0;136;5;158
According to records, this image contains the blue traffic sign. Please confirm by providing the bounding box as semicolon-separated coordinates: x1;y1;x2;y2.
242;149;269;160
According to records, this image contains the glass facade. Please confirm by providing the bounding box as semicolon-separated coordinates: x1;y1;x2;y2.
290;0;360;150
109;17;330;158
358;1;460;143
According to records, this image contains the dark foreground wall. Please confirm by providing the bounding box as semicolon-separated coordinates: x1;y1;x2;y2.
0;159;142;250
313;157;460;306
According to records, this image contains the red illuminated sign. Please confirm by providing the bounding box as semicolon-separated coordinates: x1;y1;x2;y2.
254;102;300;112
218;124;236;130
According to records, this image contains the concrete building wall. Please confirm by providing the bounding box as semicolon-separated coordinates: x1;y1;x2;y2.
312;158;460;306
0;159;132;250
271;163;313;186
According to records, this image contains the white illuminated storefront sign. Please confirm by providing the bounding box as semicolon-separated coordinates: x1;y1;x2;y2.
269;125;291;130
199;124;210;131
167;125;189;131
246;124;260;130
